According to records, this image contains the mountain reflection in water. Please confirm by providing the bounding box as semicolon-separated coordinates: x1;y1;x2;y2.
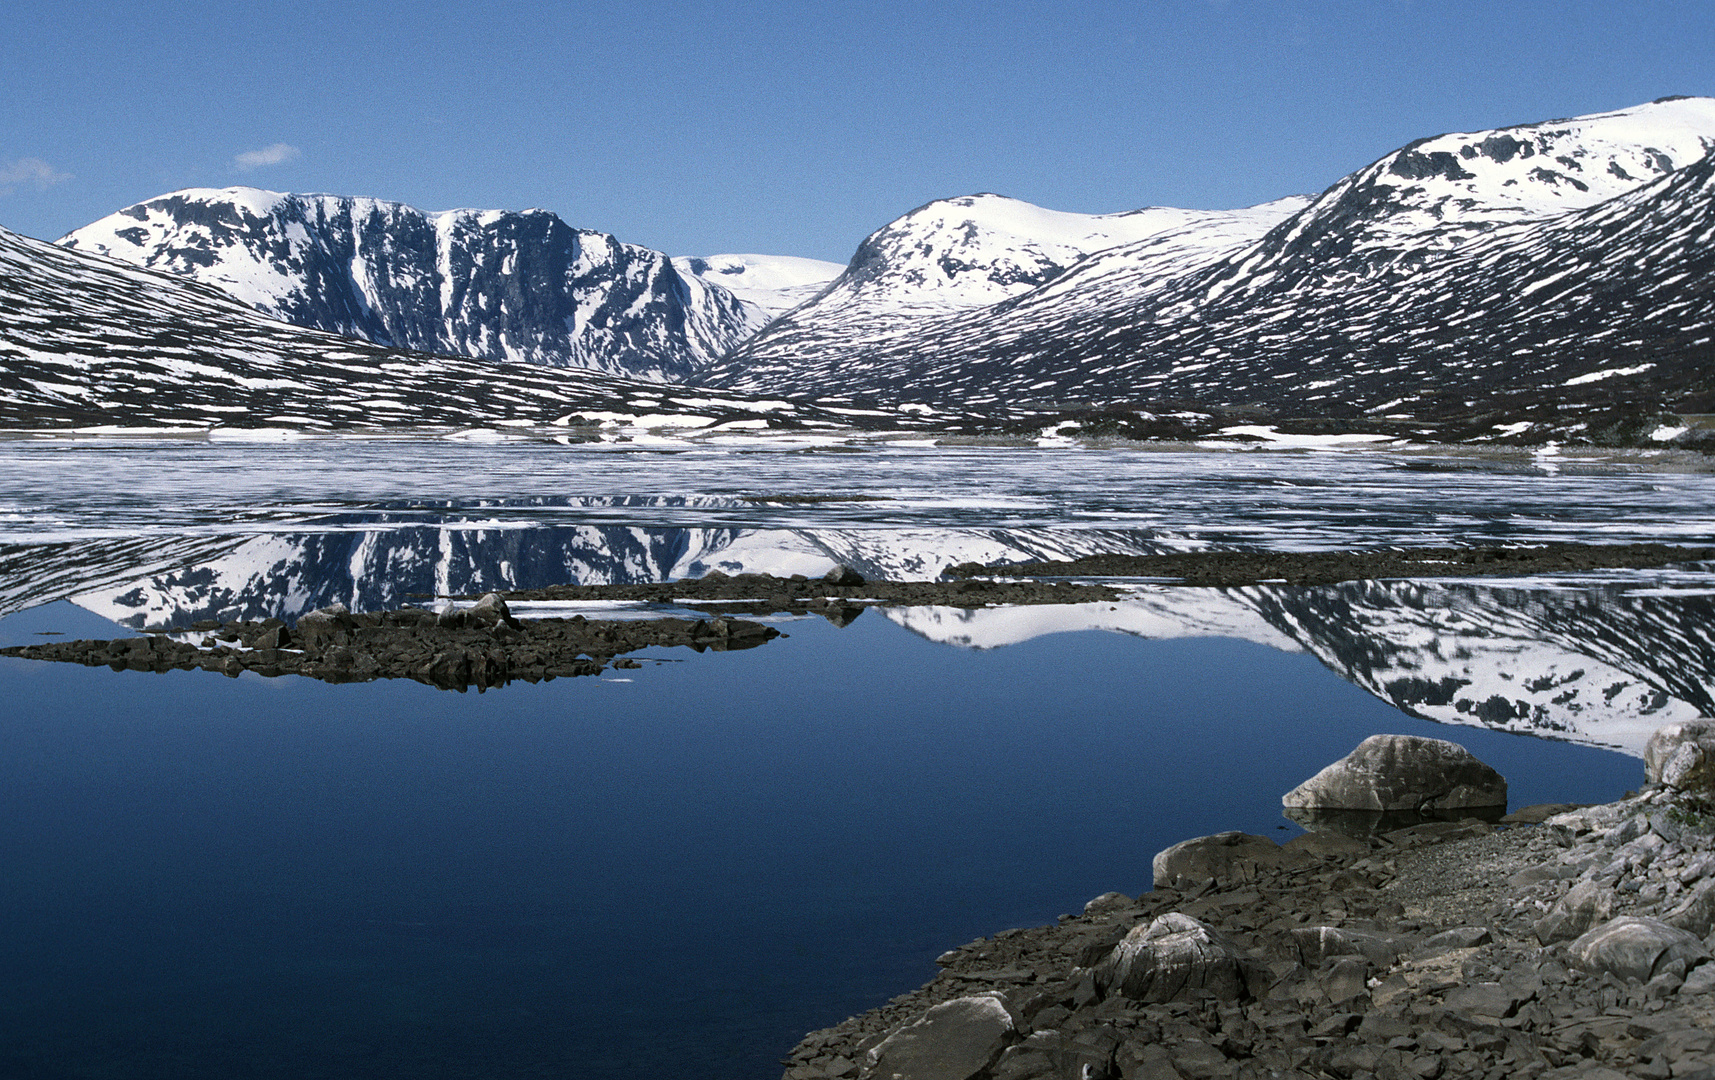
2;523;1710;756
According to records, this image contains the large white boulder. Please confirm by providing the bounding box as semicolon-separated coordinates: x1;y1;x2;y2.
1282;734;1506;813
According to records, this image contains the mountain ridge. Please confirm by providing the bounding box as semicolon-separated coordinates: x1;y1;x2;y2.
60;188;767;380
702;97;1715;424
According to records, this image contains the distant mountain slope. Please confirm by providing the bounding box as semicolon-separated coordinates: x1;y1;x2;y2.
0;223;894;432
59;188;764;380
671;253;844;319
704;97;1715;419
705;193;1310;377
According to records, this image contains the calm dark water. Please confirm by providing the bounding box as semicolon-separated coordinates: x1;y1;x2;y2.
0;600;1639;1080
0;440;1703;1078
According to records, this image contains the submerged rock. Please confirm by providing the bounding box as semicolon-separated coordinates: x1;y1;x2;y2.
1281;733;1507;813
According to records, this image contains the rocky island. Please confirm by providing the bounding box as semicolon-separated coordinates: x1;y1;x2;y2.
783;727;1715;1080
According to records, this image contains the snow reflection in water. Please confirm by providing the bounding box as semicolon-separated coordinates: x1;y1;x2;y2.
3;442;1715;757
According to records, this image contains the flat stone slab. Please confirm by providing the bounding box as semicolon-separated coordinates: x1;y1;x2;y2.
861;994;1014;1080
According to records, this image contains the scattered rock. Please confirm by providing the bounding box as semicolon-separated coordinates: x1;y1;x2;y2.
1282;734;1507;813
466;591;518;628
1503;802;1586;824
785;728;1715;1080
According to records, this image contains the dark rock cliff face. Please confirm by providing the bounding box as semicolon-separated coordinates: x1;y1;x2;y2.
61;190;762;380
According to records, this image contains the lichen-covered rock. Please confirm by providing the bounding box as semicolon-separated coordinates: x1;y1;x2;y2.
1151;831;1294;889
1093;913;1247;1003
861;994;1015;1080
1566;916;1710;983
1645;721;1715;788
1282;734;1506;812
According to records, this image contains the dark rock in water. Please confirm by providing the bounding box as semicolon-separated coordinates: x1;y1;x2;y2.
1094;913;1248;1003
1645;721;1715;790
1151;831;1298;888
1282;734;1506;813
1282;830;1372;858
1282;804;1505;837
1566;916;1710;983
860;993;1014;1080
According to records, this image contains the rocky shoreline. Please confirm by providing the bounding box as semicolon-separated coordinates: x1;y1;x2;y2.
783;727;1715;1080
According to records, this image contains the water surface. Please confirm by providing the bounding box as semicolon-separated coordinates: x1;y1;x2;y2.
0;439;1707;1078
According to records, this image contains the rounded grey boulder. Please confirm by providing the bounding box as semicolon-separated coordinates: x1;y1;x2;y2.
1566;916;1710;983
1093;912;1247;1003
1281;734;1506;812
1151;830;1294;889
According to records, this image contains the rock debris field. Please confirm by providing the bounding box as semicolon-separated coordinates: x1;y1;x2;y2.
787;727;1715;1080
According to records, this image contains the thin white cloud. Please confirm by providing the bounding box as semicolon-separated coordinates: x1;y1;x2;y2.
233;143;301;172
0;157;74;196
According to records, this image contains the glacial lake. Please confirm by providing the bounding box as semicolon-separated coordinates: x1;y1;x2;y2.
1;437;1712;1079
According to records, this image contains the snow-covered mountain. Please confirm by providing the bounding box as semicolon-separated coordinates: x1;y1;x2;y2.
59;188;765;380
0;222;902;432
706;193;1310;379
671;253;844;319
704;97;1715;420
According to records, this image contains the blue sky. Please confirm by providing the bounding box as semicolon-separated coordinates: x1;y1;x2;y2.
2;0;1710;262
